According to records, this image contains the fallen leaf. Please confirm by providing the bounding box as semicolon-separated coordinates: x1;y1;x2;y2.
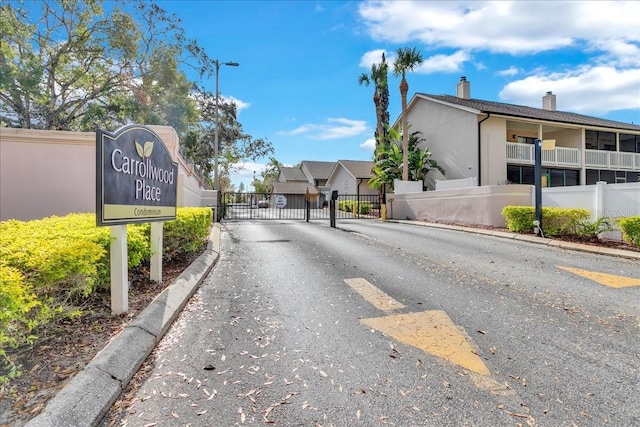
203;365;215;371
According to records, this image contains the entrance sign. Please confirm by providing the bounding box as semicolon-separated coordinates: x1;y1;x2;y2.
96;125;178;314
96;125;178;226
274;194;287;208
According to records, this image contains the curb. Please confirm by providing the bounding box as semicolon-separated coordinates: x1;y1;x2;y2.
25;223;222;427
389;220;640;261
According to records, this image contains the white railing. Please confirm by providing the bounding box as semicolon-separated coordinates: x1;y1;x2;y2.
585;150;640;171
506;142;580;167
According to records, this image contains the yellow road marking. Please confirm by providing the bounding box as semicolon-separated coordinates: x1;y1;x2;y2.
557;266;640;288
361;310;491;376
344;278;405;312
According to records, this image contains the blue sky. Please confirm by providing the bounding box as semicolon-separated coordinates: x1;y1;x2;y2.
158;0;640;190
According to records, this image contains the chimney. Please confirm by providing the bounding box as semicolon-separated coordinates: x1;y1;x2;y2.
543;91;556;111
457;76;470;99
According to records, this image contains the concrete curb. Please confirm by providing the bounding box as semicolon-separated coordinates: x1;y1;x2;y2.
26;223;222;427
390;220;640;261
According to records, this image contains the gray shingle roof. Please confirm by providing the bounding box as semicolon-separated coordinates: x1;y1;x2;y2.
418;94;640;132
279;166;307;181
338;160;374;179
301;161;335;180
272;182;318;194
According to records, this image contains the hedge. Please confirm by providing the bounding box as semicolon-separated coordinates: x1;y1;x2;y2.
501;206;590;236
0;207;212;386
618;216;640;246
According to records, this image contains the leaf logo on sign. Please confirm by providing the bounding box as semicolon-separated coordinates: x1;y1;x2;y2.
135;140;154;158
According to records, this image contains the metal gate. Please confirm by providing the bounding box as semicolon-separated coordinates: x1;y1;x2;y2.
223;192;381;220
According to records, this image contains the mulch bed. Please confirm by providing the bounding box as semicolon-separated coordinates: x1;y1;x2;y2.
0;249;203;427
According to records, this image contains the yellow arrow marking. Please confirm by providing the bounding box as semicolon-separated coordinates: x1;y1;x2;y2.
361;310;491;376
557;266;640;288
344;278;405;312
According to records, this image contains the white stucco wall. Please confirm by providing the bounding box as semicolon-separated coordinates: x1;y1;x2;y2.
406;99;478;182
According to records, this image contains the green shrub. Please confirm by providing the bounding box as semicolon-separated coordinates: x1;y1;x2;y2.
501;206;590;236
618;216;640;246
576;217;613;240
338;200;372;215
0;208;211;386
163;207;212;260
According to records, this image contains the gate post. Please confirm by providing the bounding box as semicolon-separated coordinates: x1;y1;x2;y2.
305;189;310;222
330;190;338;228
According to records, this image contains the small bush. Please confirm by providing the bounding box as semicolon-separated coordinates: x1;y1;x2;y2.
618;216;640;246
338;200;372;215
501;206;590;236
576;217;613;240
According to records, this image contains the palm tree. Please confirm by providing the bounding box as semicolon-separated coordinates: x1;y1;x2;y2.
393;47;423;181
369;126;444;191
358;55;389;158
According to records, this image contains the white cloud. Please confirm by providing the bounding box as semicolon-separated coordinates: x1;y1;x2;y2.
499;66;640;114
360;138;376;152
360;48;468;74
359;49;391;68
277;118;368;140
226;96;250;113
358;1;640;57
419;50;469;73
358;1;640;117
497;66;520;77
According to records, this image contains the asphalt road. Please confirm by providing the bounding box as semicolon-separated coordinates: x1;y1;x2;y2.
106;219;640;426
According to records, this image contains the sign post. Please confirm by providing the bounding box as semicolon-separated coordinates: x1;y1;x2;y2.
110;225;128;313
96;125;178;314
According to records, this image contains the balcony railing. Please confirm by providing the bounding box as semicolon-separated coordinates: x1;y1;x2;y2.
585;150;640;171
506;143;640;171
506;142;580;167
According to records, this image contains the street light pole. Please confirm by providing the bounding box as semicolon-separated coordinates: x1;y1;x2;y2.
213;60;239;192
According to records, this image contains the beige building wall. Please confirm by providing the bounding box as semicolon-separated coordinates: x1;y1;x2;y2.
1;126;212;222
482;116;509;186
1;128;96;221
407;99;479;182
387;184;534;227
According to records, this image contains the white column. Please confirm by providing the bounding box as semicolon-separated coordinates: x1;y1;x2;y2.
110;225;128;315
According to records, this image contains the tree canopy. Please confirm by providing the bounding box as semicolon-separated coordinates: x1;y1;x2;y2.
0;0;271;188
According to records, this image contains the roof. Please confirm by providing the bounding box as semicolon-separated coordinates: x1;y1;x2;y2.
279;166;307;181
272;182;319;194
301;161;335;180
336;160;374;179
416;93;640;132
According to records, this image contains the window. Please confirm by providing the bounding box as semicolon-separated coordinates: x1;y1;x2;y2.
620;134;640;153
507;165;579;186
587;169;639;184
517;136;536;144
585;130;616;151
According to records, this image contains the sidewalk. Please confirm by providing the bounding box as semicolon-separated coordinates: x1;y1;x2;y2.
391;219;640;261
26;223;222;427
25;219;638;426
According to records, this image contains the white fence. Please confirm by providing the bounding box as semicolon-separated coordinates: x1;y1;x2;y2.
542;181;640;219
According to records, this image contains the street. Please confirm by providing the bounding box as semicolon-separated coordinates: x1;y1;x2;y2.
106;220;640;426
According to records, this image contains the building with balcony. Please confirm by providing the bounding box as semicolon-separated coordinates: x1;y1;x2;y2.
402;77;640;188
